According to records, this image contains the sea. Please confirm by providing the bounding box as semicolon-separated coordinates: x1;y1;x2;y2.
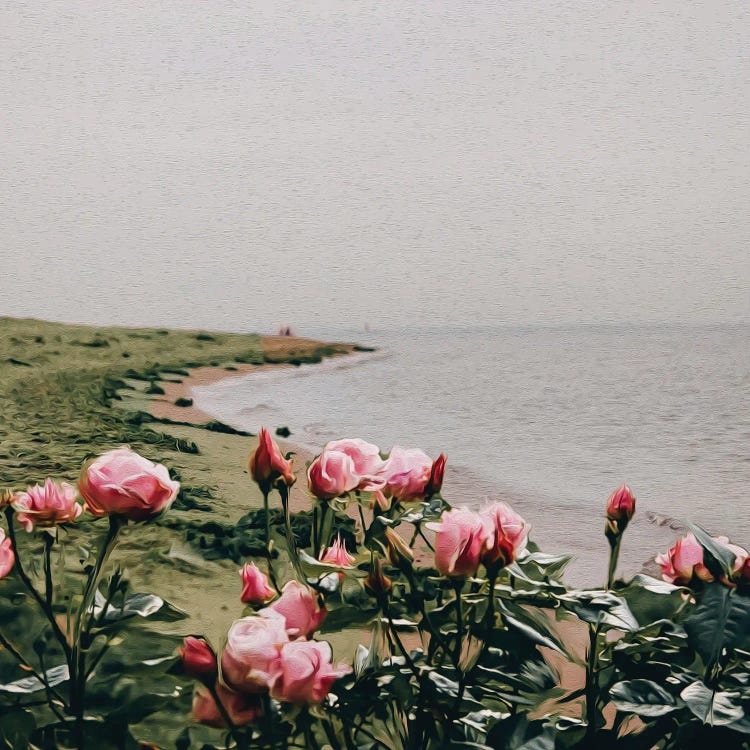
193;323;750;586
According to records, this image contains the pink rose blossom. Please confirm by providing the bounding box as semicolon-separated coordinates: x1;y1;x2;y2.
261;580;326;638
269;640;350;705
307;439;385;499
192;682;262;727
78;447;179;521
655;533;748;585
11;479;82;532
239;562;276;605
320;535;355;567
480;502;528;569
426;508;490;578
379;446;433;502
249;428;295;491
221;615;289;693
0;529;14;579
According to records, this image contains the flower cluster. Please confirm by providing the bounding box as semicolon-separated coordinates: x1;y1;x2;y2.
657;532;750;586
306;438;445;503
185;578;349;726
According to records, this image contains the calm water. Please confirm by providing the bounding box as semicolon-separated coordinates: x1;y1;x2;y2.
194;324;750;585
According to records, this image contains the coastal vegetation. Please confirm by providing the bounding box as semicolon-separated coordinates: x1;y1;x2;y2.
2;319;750;748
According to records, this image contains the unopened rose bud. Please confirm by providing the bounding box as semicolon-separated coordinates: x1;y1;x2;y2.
384;527;414;569
605;484;636;540
239;562;275;605
179;636;218;680
365;555;393;597
249;428;295;493
425;454;447;498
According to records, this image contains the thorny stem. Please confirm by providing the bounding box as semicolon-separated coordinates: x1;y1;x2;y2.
262;490;280;593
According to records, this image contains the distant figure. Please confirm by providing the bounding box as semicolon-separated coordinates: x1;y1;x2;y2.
277;326;293;337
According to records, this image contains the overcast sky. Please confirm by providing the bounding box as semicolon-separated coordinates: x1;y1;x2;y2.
2;0;749;334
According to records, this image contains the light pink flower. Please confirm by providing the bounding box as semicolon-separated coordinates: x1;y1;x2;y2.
0;529;14;579
221;615;289;693
179;637;218;679
655;533;748;585
261;581;326;638
480;501;528;569
78;447;179;521
239;562;276;605
249;428;295;491
320;535;355;567
379;446;433;502
192;682;262;727
307;439;385;499
426;508;490;578
269;640;350;704
11;479;82;532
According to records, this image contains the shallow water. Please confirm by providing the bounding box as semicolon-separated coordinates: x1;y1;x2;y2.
194;323;750;585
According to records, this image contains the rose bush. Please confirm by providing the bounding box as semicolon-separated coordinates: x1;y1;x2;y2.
4;433;750;750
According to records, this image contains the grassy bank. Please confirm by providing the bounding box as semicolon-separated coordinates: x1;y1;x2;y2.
0;317;355;639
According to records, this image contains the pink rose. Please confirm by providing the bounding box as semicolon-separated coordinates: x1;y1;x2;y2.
320;535;355;567
606;485;636;525
0;529;14;579
192;682;262;727
656;534;710;585
249;428;295;492
307;439;385;499
261;581;326;638
179;637;218;679
11;479;83;532
239;562;276;605
78;447;180;521
269;640;350;704
221;615;289;693
426;508;490;578
379;446;433;502
480;502;528;569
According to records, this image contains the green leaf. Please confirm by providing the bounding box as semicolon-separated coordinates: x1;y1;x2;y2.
0;664;69;694
684;584;750;671
557;590;639;631
680;680;744;726
688;524;737;579
609;679;678;717
93;591;187;624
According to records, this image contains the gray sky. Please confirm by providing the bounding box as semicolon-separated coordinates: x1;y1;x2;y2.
2;0;749;333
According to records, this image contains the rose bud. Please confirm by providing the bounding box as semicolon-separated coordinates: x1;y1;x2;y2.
605;485;636;538
221;615;289;693
239;562;276;605
78;447;180;522
192;682;263;727
480;501;528;570
249;428;295;493
320;535;355;568
364;554;393;597
268;640;351;705
307;439;385;500
425;454;447;498
426;508;489;578
260;580;326;638
0;529;15;579
383;527;414;569
11;479;83;532
179;636;218;680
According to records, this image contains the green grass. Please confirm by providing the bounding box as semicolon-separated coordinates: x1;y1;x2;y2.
0;317;266;488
